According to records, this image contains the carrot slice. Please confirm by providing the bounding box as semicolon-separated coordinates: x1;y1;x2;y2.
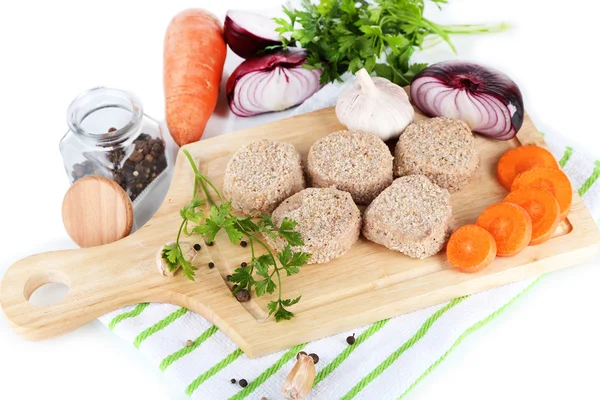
476;203;532;256
511;166;572;221
504;188;560;245
447;225;497;273
497;145;559;190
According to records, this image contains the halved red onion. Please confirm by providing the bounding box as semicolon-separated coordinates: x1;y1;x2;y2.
410;61;524;140
226;49;322;117
224;10;282;59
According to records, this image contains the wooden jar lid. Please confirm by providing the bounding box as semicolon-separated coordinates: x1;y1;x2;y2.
62;176;134;248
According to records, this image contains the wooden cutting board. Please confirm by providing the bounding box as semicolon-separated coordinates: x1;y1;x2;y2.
2;105;599;358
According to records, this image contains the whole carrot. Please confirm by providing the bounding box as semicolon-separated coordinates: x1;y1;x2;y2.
164;9;226;146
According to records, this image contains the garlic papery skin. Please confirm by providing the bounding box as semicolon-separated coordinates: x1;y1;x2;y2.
336;68;414;141
282;354;316;399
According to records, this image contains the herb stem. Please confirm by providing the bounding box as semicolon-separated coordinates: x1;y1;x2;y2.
197;177;216;206
182;150;200;197
201;176;224;203
440;22;510;35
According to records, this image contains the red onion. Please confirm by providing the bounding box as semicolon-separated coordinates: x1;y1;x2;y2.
410;61;524;140
224;10;282;59
226;49;322;117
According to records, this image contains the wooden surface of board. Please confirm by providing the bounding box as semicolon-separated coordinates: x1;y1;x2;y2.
2;104;599;358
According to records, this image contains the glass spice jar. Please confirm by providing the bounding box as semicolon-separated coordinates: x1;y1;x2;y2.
59;87;171;228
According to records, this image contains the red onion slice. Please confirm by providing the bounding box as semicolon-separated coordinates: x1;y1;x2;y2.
226;49;322;117
224;10;283;59
410;61;524;140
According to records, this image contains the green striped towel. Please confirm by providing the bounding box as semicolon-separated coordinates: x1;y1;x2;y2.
99;83;600;399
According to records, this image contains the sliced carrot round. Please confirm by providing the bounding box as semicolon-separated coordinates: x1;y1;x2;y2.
476;203;532;257
447;225;497;273
497;145;558;190
504;188;560;245
511;166;572;221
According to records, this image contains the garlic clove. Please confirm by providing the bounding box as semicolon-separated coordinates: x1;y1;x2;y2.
336;68;414;141
156;241;197;277
282;353;316;400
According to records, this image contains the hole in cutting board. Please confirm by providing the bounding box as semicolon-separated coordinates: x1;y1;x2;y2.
24;270;71;306
28;283;69;306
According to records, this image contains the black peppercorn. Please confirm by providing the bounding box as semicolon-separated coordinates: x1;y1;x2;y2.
108;127;117;133
226;274;232;281
240;240;248;248
235;289;251;302
239;379;248;388
193;243;201;251
308;353;319;364
230;378;236;384
241;262;247;268
346;334;356;345
296;351;307;360
207;241;214;246
208;262;215;269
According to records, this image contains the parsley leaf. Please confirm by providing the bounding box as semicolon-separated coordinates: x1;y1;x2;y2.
161;244;180;272
254;254;275;278
278;217;304;246
230;267;255;291
255;276;277;296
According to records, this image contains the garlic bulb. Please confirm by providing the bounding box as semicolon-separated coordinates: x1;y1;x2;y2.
336;68;414;141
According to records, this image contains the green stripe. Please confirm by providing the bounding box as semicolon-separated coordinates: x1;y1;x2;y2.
133;307;188;348
397;276;542;400
578;160;600;197
229;344;306;400
185;348;244;396
340;297;467;400
558;146;573;168
108;303;149;330
159;325;218;371
314;319;390;386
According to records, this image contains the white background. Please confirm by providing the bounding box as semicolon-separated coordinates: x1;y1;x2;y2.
1;0;599;399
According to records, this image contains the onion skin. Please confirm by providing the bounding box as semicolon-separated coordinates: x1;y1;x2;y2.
224;11;282;59
226;49;322;117
410;61;524;140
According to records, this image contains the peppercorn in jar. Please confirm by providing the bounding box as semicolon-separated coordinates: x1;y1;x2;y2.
59;87;172;227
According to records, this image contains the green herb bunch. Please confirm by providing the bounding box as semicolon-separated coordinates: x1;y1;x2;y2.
275;0;507;85
161;150;311;321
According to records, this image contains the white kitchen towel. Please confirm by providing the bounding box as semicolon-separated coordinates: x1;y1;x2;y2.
99;80;600;400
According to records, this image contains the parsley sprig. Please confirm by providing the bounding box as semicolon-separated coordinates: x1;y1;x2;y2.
162;149;310;321
161;196;204;280
275;0;508;85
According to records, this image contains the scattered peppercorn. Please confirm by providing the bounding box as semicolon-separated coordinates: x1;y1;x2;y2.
346;333;356;345
226;274;232;281
185;339;194;347
108;127;117;133
235;289;251;302
296;351;307;360
230;378;236;384
240;240;248;248
208;262;215;269
261;397;268;400
207;241;214;246
239;379;248;388
241;262;247;268
309;353;319;364
193;243;201;251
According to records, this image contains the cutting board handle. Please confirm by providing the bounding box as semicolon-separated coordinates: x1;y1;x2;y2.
0;246;156;340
